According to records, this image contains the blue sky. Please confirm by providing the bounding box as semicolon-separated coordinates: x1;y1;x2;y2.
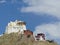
0;0;60;45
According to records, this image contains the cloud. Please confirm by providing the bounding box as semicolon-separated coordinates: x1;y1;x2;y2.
33;22;60;39
11;0;17;3
0;0;6;3
21;0;60;19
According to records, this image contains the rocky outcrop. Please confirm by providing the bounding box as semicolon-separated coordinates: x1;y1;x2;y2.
0;33;58;45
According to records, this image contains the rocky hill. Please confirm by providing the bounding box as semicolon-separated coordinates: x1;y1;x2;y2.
0;33;58;45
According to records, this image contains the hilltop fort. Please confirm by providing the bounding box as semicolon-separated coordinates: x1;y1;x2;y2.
5;20;46;41
0;20;58;45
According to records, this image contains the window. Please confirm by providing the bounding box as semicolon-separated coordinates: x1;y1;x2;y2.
27;35;31;38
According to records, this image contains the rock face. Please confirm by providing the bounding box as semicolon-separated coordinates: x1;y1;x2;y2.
0;33;58;45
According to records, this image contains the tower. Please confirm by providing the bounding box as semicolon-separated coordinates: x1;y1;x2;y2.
5;20;26;34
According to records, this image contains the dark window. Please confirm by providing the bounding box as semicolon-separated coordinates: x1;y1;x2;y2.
27;35;31;38
36;39;39;41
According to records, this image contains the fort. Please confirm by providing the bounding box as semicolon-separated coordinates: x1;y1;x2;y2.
5;20;26;34
0;20;58;45
5;20;46;41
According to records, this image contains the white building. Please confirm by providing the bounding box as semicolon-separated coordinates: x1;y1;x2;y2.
5;20;26;34
35;33;45;41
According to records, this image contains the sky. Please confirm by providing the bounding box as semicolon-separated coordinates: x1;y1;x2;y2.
0;0;60;45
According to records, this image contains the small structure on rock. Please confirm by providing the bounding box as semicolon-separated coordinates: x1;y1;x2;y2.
35;33;45;41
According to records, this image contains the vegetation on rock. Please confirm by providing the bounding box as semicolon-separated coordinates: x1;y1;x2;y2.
0;33;58;45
